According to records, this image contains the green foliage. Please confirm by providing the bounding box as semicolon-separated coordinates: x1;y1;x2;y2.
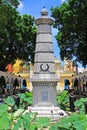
0;0;20;7
50;97;87;129
51;0;87;66
18;93;32;108
0;103;37;130
2;101;84;130
0;94;51;130
57;90;70;111
0;2;37;71
50;113;87;130
74;97;87;114
1;93;87;130
35;117;50;128
13;112;38;130
0;97;36;130
0;104;10;130
4;96;15;107
3;96;18;112
25;91;32;97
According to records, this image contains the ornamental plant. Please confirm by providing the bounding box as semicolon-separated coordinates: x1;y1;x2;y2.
0;95;50;130
0;103;37;130
50;112;87;130
18;92;32;109
56;90;70;111
2;90;87;130
74;97;87;114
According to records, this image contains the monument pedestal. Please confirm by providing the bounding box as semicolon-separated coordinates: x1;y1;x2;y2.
30;75;67;121
31;75;58;107
28;106;67;121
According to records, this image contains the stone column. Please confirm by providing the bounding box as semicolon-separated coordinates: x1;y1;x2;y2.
31;7;59;107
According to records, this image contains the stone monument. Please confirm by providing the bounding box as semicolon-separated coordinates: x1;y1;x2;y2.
30;7;67;120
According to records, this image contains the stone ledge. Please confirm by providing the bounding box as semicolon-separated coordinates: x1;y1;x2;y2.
27;106;67;121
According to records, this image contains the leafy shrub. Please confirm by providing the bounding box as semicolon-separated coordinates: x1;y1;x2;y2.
25;91;32;97
18;92;32;109
74;97;87;114
0;102;50;130
35;117;50;129
56;90;70;111
0;104;10;130
4;96;15;107
50;113;87;130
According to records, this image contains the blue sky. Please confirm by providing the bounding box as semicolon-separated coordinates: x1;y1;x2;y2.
17;0;66;64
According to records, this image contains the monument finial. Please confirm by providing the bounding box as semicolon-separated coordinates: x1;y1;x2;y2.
41;7;48;16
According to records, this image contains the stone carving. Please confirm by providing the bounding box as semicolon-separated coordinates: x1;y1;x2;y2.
40;64;49;72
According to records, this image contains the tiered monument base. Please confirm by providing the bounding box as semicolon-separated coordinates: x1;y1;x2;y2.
28;106;67;121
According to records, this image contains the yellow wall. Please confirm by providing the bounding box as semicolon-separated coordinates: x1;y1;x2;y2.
12;58;74;90
60;73;73;90
55;58;74;90
12;59;30;88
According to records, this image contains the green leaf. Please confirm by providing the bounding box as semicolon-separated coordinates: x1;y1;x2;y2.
0;104;8;116
25;91;32;97
35;117;50;128
60;117;71;129
4;96;15;106
74;100;82;108
73;120;84;130
29;124;37;130
74;97;87;114
49;122;57;130
0;112;9;129
13;123;20;130
18;93;26;100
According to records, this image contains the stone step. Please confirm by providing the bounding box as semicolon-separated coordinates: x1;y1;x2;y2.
28;106;60;111
27;106;67;120
37;114;61;120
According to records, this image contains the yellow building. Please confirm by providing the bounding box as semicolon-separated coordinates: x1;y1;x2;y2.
9;58;74;90
12;59;31;88
55;58;74;90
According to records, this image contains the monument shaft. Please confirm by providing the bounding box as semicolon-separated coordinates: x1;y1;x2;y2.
31;8;58;107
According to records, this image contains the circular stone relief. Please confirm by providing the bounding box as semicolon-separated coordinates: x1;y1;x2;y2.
40;64;49;72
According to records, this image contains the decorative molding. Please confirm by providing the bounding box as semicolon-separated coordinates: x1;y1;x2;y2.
32;81;57;86
36;18;53;25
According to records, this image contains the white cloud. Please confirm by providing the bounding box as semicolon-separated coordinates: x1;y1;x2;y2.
18;1;24;9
